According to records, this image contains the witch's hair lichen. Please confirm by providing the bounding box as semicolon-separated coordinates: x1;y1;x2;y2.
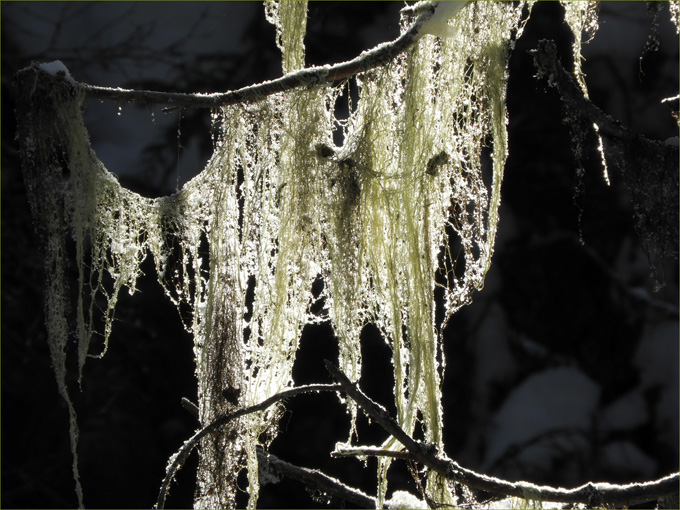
15;1;610;507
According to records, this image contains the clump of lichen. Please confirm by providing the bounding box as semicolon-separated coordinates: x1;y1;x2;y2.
17;1;616;507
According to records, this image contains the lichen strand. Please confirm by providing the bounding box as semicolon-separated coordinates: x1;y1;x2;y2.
671;1;680;33
561;2;611;186
20;2;536;507
561;1;599;95
349;4;530;505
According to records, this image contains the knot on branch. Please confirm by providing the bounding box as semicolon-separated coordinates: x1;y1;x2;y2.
584;483;604;509
417;440;439;457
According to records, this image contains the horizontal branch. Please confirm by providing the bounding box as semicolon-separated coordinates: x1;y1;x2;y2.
154;383;342;509
257;447;377;509
332;446;412;461
18;2;445;110
325;361;680;508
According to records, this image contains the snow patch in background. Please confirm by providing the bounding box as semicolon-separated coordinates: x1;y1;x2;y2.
474;304;516;390
600;389;647;431
601;441;657;478
484;367;600;469
634;320;680;453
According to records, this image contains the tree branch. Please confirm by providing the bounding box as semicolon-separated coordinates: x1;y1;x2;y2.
332;446;412;461
158;362;678;509
154;383;342;509
16;2;446;110
325;361;680;508
530;39;629;140
531;39;679;264
257;447;377;509
324;360;452;471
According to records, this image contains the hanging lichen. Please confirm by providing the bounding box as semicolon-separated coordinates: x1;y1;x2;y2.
15;1;631;508
560;2;612;202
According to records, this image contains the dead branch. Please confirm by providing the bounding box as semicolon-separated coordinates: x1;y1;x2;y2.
158;362;678;509
154;383;342;509
530;39;628;140
332;446;412;461
325;361;680;508
257;447;377;509
15;2;444;110
531;38;679;265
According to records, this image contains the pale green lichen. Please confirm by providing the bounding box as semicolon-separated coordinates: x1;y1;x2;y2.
20;2;614;508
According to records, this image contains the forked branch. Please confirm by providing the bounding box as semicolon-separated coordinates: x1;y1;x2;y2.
325;361;680;509
154;383;342;509
157;363;678;509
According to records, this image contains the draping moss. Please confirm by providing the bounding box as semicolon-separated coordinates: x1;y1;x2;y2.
17;2;615;507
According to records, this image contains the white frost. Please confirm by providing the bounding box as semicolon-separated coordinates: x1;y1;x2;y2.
386;490;429;509
419;1;467;38
38;60;76;84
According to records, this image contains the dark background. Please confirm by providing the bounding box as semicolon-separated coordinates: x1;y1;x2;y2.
2;2;678;508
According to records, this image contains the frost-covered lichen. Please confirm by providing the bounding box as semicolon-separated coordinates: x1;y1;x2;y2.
17;1;618;508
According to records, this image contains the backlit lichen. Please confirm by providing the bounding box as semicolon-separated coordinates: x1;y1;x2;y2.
16;2;620;507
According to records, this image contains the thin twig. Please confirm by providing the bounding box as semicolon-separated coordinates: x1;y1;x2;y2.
332;446;412;460
257;447;377;509
17;2;444;110
325;361;680;508
324;360;452;471
154;383;342;509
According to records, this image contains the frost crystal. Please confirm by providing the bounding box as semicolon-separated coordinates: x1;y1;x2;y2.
18;2;546;507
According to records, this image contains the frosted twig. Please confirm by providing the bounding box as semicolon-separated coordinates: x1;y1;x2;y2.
154;383;342;509
17;2;450;109
325;361;680;508
332;446;412;460
257;447;377;508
